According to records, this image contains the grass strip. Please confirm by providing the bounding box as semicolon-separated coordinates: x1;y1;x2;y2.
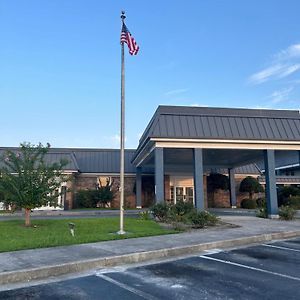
0;217;177;253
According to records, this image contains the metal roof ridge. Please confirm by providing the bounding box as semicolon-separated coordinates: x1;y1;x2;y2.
158;112;300;120
156;106;300;119
70;152;80;171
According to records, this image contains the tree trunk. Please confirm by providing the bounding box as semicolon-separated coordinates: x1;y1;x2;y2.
249;192;253;200
25;208;31;227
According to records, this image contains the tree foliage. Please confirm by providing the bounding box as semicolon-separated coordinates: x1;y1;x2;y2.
0;142;69;226
277;186;300;206
239;176;264;199
207;173;229;192
75;178;115;208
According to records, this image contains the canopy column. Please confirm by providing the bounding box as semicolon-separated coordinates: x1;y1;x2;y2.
155;147;164;203
136;167;142;208
193;148;204;210
264;150;279;218
228;168;237;208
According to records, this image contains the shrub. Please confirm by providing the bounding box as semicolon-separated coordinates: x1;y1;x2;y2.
75;184;114;209
239;176;264;199
187;210;219;228
256;207;268;218
256;197;267;218
139;210;152;220
168;200;195;222
256;197;266;208
279;206;296;220
75;190;96;208
151;203;170;222
277;186;300;206
287;196;300;209
241;198;257;209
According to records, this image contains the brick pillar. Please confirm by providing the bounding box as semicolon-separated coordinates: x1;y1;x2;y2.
164;175;170;202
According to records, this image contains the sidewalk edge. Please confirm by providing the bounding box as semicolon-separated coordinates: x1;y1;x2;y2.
1;230;300;285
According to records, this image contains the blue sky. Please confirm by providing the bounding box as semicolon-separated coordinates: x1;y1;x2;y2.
1;0;300;149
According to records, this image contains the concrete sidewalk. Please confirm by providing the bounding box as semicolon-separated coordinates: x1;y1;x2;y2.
0;209;142;221
1;216;300;286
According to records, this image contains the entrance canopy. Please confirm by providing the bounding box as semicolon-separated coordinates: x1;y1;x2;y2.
132;105;300;218
133;106;300;168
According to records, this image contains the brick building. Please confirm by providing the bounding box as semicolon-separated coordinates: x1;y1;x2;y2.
1;106;300;216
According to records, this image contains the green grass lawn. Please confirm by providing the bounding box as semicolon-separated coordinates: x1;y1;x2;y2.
0;217;177;253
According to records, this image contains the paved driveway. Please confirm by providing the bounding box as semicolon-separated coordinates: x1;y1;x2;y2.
1;238;300;299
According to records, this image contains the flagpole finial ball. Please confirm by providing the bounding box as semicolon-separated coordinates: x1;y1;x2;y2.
121;11;126;20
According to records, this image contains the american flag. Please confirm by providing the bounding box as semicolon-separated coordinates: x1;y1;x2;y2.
120;23;139;55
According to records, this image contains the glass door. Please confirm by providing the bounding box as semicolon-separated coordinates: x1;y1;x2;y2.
185;187;194;204
175;187;184;202
173;186;194;204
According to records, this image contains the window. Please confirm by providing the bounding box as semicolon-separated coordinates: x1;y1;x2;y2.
97;177;113;189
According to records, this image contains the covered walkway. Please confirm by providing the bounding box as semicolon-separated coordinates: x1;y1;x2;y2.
132;106;300;218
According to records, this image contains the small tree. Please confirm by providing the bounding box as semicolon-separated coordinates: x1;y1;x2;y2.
239;176;264;200
95;177;115;207
207;173;229;191
0;142;69;226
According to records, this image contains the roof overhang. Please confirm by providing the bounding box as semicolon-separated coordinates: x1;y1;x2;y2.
133;137;300;170
152;138;300;150
259;176;300;185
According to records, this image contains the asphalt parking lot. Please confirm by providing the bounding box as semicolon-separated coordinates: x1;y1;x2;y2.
1;238;300;300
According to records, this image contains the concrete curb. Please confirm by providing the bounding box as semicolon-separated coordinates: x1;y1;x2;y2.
0;210;141;217
1;230;300;285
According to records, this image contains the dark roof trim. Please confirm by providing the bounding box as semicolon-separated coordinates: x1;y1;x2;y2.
156;105;300;119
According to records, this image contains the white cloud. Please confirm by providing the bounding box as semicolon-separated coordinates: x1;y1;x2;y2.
248;63;300;85
249;64;286;84
101;134;128;148
269;87;294;104
111;134;121;144
164;88;188;96
274;43;300;60
248;43;300;85
189;103;209;107
277;64;300;78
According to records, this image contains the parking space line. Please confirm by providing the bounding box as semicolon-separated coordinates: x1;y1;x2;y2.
97;274;159;300
262;244;300;252
199;255;300;281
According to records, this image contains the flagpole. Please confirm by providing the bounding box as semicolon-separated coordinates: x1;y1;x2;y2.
118;11;126;235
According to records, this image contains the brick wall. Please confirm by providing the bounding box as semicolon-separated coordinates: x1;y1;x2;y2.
65;175;75;210
110;176;136;209
164;175;171;201
207;176;265;208
74;174;137;209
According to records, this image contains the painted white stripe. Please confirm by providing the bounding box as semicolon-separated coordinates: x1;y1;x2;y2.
97;274;158;300
204;249;223;255
199;255;300;281
262;244;300;252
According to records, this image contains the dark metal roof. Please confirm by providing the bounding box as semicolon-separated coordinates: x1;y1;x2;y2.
138;105;300;148
71;149;136;173
211;163;261;175
0;148;136;174
256;150;300;170
0;148;79;171
44;152;79;171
